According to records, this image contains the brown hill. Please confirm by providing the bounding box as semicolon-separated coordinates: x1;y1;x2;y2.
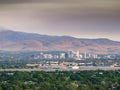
0;30;120;54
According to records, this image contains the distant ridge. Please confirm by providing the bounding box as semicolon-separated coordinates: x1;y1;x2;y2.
0;30;120;54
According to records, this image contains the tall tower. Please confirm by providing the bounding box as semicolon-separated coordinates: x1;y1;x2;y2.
84;52;87;59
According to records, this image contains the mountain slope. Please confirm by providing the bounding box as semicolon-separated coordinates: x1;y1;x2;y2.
0;30;120;53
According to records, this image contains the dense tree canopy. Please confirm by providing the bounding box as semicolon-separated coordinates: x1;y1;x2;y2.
0;70;120;90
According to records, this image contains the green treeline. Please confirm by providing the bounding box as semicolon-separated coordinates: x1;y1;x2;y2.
0;70;120;90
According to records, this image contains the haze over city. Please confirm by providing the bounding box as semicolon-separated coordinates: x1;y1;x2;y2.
0;0;120;41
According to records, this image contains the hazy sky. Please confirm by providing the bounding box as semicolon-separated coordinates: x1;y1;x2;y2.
0;0;120;41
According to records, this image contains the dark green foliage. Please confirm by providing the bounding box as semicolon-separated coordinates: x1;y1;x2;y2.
0;70;120;90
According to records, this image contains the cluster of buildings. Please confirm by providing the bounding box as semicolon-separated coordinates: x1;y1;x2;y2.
32;51;98;60
68;51;98;60
32;51;120;60
26;61;120;71
27;51;120;71
26;61;80;70
33;52;67;60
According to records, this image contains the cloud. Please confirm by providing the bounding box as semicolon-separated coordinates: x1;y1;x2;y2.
0;0;120;40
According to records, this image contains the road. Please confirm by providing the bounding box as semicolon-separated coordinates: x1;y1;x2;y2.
0;66;120;72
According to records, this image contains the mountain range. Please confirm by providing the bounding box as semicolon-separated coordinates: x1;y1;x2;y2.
0;30;120;54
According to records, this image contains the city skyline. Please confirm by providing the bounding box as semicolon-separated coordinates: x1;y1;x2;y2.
0;0;120;41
